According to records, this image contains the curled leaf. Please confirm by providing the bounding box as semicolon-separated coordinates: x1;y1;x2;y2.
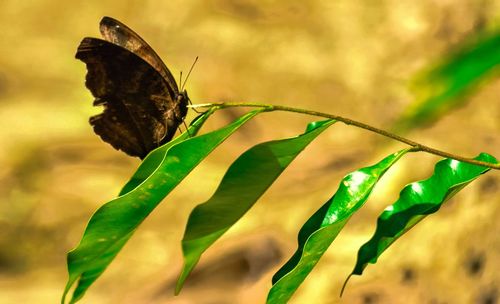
176;119;337;294
344;153;497;292
267;149;410;304
62;109;264;304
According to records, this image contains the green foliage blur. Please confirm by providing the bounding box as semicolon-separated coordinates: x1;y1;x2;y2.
397;29;500;130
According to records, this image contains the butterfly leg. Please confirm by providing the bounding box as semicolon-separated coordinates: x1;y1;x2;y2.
182;120;192;137
176;121;192;138
188;98;202;114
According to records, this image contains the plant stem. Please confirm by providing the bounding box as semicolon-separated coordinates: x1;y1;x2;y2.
190;102;500;170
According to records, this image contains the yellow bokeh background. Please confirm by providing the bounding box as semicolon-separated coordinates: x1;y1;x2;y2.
0;1;499;303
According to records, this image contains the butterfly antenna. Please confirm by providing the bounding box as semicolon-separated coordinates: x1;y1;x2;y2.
181;56;199;91
179;71;183;89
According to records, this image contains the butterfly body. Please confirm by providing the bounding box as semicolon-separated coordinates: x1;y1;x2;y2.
76;17;187;158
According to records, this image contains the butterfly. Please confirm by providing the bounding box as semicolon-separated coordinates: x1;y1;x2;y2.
76;16;189;159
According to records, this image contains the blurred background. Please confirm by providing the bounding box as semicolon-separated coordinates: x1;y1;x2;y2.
1;1;499;303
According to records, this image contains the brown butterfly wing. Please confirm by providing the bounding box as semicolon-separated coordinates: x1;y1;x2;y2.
76;37;183;158
99;16;179;94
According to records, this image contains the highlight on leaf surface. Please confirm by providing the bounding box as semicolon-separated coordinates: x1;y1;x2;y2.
396;29;500;131
343;153;497;294
176;119;336;294
267;148;411;304
62;109;264;304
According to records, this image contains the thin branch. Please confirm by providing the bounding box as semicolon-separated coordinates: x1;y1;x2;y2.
190;102;500;170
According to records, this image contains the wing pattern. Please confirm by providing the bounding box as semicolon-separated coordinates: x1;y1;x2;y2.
76;17;187;158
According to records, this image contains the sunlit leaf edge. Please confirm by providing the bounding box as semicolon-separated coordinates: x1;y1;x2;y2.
119;108;217;196
176;119;337;294
62;109;264;304
267;148;410;304
346;153;497;287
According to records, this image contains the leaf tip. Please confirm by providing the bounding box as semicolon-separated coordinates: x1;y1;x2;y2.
174;274;186;295
175;262;196;296
340;274;352;298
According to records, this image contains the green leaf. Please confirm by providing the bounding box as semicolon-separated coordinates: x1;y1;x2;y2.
267;149;410;304
176;119;337;294
396;30;500;130
119;109;216;196
62;109;264;304
345;153;497;289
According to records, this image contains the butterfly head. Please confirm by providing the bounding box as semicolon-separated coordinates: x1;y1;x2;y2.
177;90;189;118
